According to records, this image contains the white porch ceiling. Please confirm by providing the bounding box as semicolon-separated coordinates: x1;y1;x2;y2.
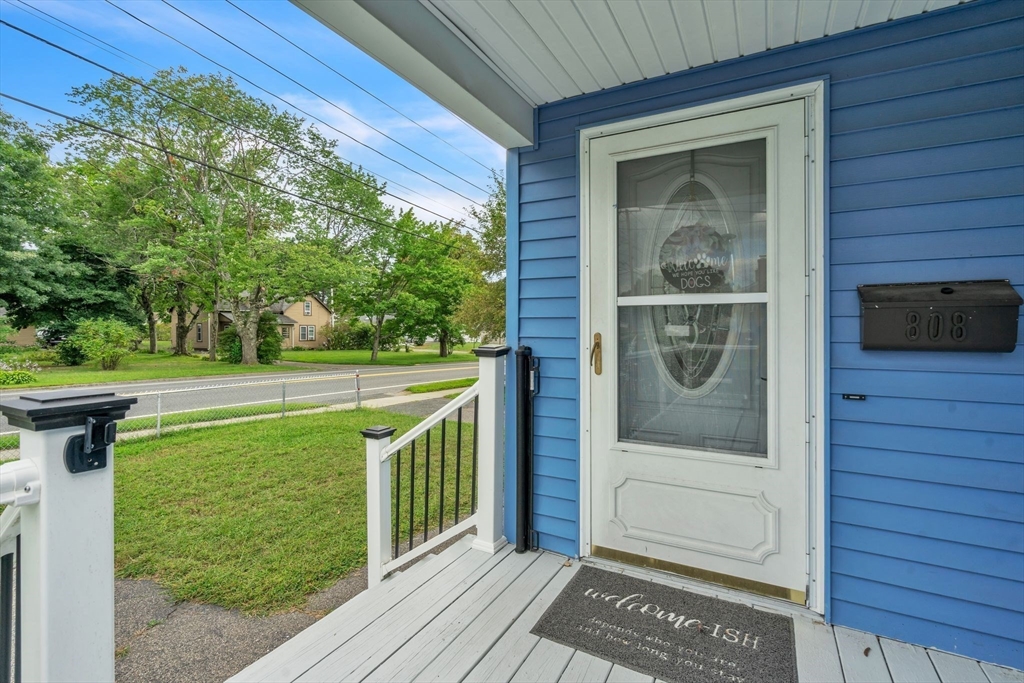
295;0;970;147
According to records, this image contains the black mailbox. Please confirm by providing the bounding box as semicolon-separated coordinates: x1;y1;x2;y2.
858;280;1023;352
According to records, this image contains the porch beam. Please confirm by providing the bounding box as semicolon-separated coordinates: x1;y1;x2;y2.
291;0;535;149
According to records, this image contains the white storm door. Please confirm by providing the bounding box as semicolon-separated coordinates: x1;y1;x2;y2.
587;100;809;602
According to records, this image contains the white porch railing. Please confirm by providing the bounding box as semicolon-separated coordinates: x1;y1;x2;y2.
363;346;510;587
0;390;137;683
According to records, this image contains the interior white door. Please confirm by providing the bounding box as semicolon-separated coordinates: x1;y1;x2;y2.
587;100;809;602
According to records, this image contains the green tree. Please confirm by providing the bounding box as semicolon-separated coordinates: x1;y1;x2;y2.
60;156;175;353
456;174;506;342
338;210;474;360
395;222;475;357
58;69;345;364
0;109;139;335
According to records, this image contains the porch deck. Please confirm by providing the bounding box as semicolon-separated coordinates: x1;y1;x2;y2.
231;537;1022;683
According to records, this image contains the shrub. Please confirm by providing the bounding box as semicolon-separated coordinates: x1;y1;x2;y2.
320;319;400;351
0;359;40;385
73;318;140;370
218;312;282;364
56;338;87;366
0;316;15;356
23;348;58;366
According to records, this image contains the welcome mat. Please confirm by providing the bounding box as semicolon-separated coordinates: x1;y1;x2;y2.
532;565;797;683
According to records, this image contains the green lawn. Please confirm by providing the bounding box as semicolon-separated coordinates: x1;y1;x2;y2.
281;349;474;366
22;352;301;388
407;377;478;394
114;409;475;614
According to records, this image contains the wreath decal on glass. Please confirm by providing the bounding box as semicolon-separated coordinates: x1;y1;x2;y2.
650;179;739;395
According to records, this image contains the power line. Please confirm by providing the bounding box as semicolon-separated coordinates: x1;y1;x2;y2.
160;0;488;195
7;0;473;223
102;0;485;212
223;0;495;174
3;0;157;71
103;0;483;211
0;92;461;251
0;19;480;231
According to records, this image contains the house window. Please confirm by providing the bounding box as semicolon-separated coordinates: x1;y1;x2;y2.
196;323;203;342
304;301;312;316
281;326;289;339
299;326;307;341
308;325;316;341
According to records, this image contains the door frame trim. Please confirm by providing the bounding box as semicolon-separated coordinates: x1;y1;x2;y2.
577;80;827;615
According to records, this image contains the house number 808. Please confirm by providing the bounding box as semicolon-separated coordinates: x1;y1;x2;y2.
905;310;967;342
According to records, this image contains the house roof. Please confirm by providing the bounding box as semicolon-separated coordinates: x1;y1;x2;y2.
219;311;300;326
293;0;970;147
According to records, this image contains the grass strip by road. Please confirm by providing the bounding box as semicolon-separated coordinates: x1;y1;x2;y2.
118;402;326;433
25;352;303;388
281;349;473;366
114;409;475;614
0;402;327;452
406;377;477;394
0;432;16;451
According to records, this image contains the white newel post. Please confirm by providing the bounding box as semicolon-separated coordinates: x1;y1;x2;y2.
471;345;511;554
362;426;394;588
0;390;136;683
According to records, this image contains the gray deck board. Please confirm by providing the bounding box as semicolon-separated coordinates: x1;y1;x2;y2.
982;662;1024;683
836;626;892;683
559;650;613;683
365;549;543;682
296;545;510;681
236;545;1021;683
607;663;656;682
511;638;575;682
880;637;940;683
793;616;844;683
415;552;566;682
930;650;989;683
463;562;579;683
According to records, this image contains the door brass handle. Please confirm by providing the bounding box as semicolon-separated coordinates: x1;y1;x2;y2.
590;333;602;375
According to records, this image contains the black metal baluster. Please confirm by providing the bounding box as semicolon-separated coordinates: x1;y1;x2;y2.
455;407;463;524
423;429;430;543
438;417;446;535
13;537;18;683
394;450;401;558
1;550;13;683
409;440;416;552
471;395;479;513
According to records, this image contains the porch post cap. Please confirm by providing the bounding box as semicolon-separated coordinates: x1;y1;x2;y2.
361;425;397;440
0;389;138;432
472;345;511;358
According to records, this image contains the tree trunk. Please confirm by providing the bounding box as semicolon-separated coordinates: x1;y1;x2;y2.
239;327;259;365
138;288;158;354
439;331;449;358
234;308;261;365
173;283;191;355
371;318;383;362
208;282;219;361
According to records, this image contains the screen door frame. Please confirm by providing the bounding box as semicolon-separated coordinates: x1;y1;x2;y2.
578;80;827;615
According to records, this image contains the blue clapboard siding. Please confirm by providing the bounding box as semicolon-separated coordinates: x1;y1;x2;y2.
510;0;1024;666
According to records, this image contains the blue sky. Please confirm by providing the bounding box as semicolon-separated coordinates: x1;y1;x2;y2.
0;0;504;224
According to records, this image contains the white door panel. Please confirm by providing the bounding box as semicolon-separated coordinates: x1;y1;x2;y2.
587;100;808;601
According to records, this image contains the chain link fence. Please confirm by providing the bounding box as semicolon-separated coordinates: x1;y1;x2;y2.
0;371;382;458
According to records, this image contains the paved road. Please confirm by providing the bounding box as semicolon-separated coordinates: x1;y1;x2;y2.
0;362;478;434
